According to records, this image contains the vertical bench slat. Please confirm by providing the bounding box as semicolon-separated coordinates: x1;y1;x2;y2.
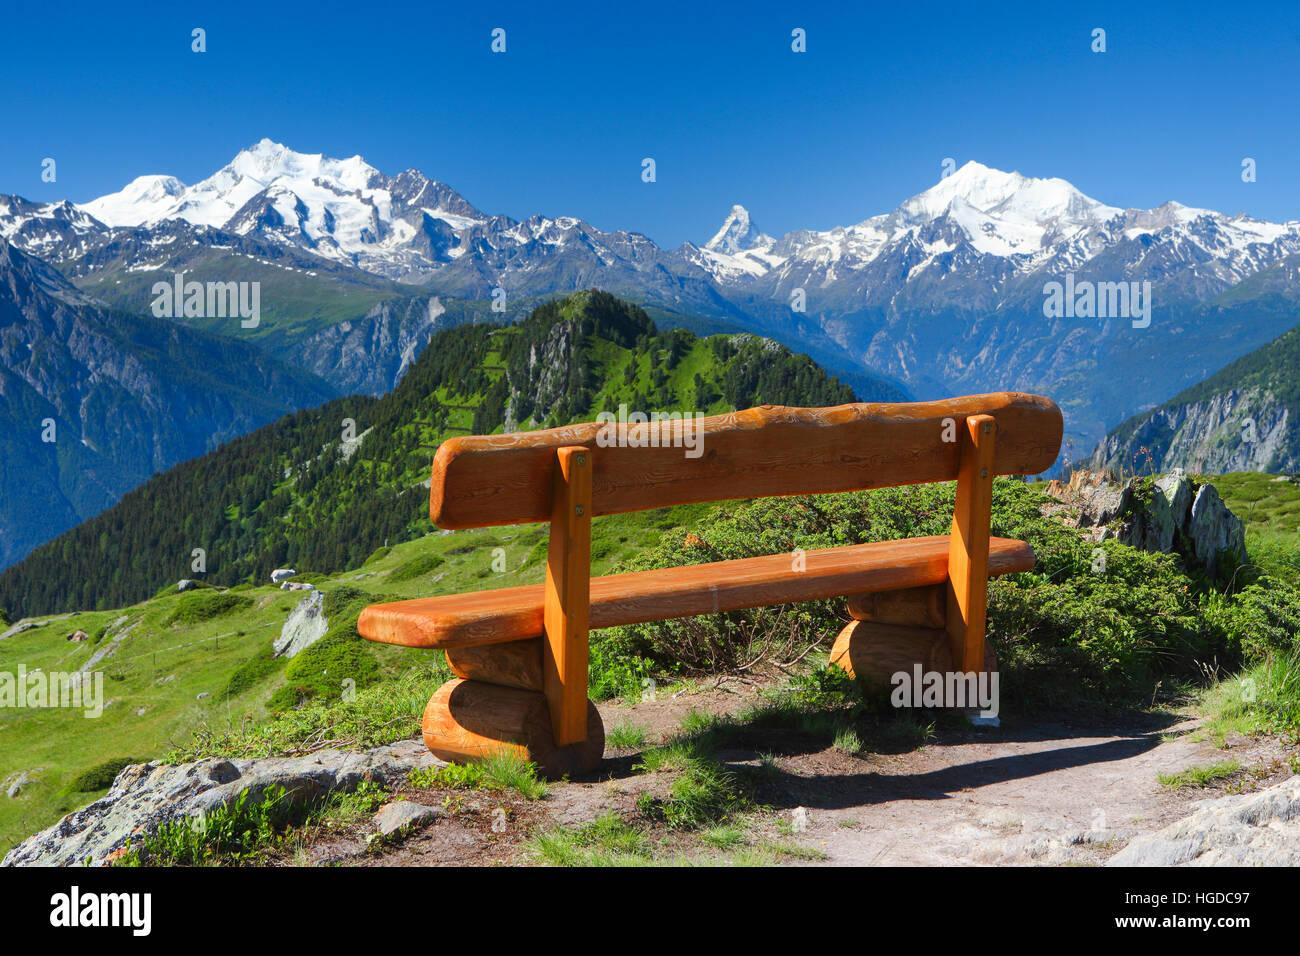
543;446;592;746
946;415;996;674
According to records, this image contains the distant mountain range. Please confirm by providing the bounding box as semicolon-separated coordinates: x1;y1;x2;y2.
5;139;1300;465
0;291;857;617
0;238;333;568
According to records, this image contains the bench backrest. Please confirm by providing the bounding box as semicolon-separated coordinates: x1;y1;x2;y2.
429;391;1062;529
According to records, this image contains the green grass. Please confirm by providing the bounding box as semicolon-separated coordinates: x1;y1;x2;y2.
606;721;649;749
1158;760;1241;789
1207;472;1300;579
408;750;548;800
1198;651;1300;743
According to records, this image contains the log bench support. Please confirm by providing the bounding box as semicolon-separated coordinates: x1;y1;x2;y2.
831;414;1000;688
420;447;604;779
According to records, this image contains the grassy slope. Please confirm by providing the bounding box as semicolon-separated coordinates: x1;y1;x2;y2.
0;502;714;854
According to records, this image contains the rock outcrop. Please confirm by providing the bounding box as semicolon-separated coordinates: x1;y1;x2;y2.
1047;470;1246;576
1107;775;1300;866
272;589;328;658
1;740;437;867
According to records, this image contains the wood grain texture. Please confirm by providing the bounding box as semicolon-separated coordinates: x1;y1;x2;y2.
422;678;605;779
358;535;1035;649
946;415;996;673
445;638;544;691
846;585;946;627
543;447;591;746
429;393;1062;529
829;620;997;687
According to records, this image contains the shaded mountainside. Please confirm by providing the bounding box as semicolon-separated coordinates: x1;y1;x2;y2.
0;291;856;618
1090;324;1300;475
0;239;335;569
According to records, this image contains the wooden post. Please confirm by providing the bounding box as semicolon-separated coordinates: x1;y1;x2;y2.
543;446;592;746
946;414;996;674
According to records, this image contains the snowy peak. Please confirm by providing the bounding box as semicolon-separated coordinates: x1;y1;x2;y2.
897;161;1120;230
80;174;187;226
705;204;772;254
66;140;491;279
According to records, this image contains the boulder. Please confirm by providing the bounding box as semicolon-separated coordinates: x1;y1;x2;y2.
271;568;297;584
4;770;39;799
273;589;328;658
1131;471;1193;553
1188;484;1247;576
176;579;201;592
1107;775;1300;866
1047;469;1245;576
1;740;438;867
374;800;445;837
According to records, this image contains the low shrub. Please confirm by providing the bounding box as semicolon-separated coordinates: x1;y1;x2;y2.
162;591;253;627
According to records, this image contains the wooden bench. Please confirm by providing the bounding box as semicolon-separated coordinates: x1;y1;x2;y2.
359;392;1063;777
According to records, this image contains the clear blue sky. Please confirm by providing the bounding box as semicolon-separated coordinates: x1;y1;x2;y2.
3;0;1299;247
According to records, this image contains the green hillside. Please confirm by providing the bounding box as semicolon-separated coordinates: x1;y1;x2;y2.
0;291;855;620
1092;324;1300;475
1110;325;1300;447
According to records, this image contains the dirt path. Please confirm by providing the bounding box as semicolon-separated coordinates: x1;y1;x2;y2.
776;718;1228;865
306;682;1293;867
593;684;1293;867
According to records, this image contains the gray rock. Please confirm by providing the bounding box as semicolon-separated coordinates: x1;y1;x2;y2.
273;589;328;658
1188;484;1247;576
176;579;201;592
271;568;297;584
0;620;41;641
195;692;210;701
1077;482;1133;529
1137;471;1192;553
1051;470;1245;576
1;740;438;867
374;800;445;836
1107;775;1300;866
4;770;40;799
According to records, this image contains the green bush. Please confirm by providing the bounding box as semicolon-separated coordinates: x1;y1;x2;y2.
599;479;1297;709
387;554;445;583
321;585;376;620
64;756;141;794
281;620;380;705
222;652;286;699
1203;580;1300;660
162;591;253;626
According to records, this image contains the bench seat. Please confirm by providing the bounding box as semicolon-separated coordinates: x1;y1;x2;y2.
358;534;1035;650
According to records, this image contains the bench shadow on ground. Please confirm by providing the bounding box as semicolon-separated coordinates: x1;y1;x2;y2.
592;707;1189;813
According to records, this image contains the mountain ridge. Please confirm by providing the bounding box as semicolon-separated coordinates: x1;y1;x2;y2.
7;143;1300;466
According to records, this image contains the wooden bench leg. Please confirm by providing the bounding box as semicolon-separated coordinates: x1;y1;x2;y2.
829;620;997;686
946;414;996;674
421;678;605;779
543;446;592;746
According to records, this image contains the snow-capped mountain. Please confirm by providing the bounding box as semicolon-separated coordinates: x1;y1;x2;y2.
5;143;1300;467
74;139;489;282
694;161;1300;298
